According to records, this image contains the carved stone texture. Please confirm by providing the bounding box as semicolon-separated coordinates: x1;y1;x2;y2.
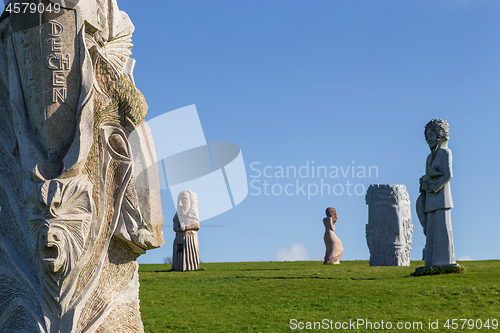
365;184;413;266
323;207;343;264
172;191;200;271
0;1;164;332
417;119;456;268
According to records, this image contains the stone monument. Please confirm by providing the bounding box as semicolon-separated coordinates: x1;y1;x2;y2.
365;184;413;266
0;1;164;332
416;119;457;270
172;191;200;271
323;207;343;264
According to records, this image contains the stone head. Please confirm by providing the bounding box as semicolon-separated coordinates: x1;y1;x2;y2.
38;219;83;274
425;119;449;149
25;176;93;276
365;184;412;266
176;191;199;221
325;207;337;222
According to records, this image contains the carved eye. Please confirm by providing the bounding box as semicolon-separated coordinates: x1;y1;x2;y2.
400;205;410;217
108;133;129;158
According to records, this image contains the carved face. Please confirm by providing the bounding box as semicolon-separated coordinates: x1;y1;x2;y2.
425;128;438;149
177;192;191;217
366;200;412;266
39;223;66;273
31;216;92;277
25;176;93;277
374;202;410;250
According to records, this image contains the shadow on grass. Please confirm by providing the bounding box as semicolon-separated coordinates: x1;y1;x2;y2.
411;265;466;277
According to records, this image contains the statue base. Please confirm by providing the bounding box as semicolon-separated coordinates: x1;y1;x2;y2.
413;264;462;276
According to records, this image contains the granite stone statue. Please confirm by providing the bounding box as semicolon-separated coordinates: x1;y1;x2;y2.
323;207;343;264
0;1;164;332
417;119;456;268
172;191;200;271
365;184;413;266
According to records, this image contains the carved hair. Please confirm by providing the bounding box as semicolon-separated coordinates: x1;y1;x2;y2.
365;184;410;205
325;207;337;220
425;119;449;139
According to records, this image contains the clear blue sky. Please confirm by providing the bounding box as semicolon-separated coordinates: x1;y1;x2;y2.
115;0;500;264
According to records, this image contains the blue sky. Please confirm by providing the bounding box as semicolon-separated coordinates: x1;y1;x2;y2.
115;0;500;264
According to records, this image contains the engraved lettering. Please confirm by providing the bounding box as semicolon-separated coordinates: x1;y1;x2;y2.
49;21;64;37
52;71;65;87
51;38;62;52
53;88;67;104
47;54;71;70
47;21;69;104
47;54;58;69
61;54;70;70
20;35;29;49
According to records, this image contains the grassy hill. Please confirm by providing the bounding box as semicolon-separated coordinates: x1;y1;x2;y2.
139;260;499;332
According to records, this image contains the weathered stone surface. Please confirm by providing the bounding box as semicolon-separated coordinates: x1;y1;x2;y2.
172;191;200;271
417;119;456;268
323;207;343;265
365;184;413;266
0;1;164;332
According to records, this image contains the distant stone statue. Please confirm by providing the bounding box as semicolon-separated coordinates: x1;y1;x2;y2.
0;1;164;331
365;184;413;266
172;191;200;271
323;207;343;264
417;119;456;267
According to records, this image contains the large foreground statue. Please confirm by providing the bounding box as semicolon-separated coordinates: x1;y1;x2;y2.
0;1;164;332
417;119;456;268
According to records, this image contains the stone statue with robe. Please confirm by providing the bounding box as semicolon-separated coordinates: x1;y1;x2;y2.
172;191;200;271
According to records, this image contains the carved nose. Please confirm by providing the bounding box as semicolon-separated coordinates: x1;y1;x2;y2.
46;228;63;243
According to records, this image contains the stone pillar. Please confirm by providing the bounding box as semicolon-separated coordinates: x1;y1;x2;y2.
365;184;413;266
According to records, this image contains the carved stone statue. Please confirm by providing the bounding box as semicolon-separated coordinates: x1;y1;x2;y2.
172;191;200;271
323;207;343;264
365;184;413;266
0;1;164;332
417;119;456;268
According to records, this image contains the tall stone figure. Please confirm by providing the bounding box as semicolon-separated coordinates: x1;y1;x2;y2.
0;1;164;332
323;207;343;265
417;119;456;268
172;191;200;271
365;184;413;266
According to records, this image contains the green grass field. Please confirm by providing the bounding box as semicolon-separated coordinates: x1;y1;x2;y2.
139;260;500;332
